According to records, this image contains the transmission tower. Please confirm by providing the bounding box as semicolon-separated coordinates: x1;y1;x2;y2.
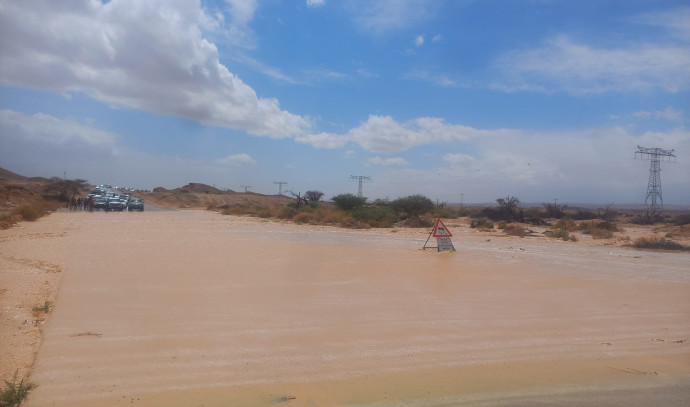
635;145;676;219
350;175;371;198
240;185;252;193
273;181;288;195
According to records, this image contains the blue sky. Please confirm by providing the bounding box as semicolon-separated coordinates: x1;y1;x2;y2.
1;0;688;205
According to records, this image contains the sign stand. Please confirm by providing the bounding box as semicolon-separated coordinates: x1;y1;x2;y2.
423;218;456;252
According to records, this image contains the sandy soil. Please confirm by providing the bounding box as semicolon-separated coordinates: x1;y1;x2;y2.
1;210;689;406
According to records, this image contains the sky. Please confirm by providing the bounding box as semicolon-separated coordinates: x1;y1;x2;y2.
1;0;689;205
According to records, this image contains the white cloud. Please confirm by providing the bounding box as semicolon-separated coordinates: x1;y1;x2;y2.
443;153;476;167
297;115;519;153
403;70;458;87
634;107;684;122
306;0;326;7
432;34;442;42
495;35;690;94
216;153;257;166
0;0;309;139
415;35;425;47
630;6;690;42
0;109;117;147
347;0;442;34
368;156;409;166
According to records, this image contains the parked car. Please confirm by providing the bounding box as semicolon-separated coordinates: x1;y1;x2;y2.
128;198;144;211
106;197;126;211
93;196;108;210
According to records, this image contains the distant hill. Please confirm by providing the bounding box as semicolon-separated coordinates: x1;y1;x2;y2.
0;167;27;182
138;182;290;209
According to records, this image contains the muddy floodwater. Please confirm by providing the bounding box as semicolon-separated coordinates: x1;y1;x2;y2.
4;210;689;406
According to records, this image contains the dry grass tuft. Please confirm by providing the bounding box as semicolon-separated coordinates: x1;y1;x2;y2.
503;224;528;237
632;236;688;251
579;220;619;239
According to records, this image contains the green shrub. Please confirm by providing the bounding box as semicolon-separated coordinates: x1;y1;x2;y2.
470;217;494;229
433;207;462;219
390;194;435;218
552;228;570;240
351;206;398;228
1;371;35;407
332;193;367;211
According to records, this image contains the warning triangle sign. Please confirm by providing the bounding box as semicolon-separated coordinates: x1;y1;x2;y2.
432;218;453;237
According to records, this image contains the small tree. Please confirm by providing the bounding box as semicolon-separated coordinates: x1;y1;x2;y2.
390;194;435;219
305;190;324;202
42;177;89;202
482;196;522;221
543;202;567;218
332;193;367;211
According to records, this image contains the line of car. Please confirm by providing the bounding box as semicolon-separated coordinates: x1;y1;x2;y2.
89;185;144;211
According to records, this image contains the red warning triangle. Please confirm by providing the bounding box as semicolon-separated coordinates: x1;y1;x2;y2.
432;218;453;237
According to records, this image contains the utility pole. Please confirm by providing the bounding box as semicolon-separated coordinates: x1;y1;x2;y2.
273;181;288;195
350;175;371;198
635;145;676;221
240;185;252;193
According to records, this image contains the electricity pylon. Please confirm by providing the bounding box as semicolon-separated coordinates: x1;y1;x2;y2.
274;181;288;195
635;145;676;221
350;175;371;198
240;185;252;193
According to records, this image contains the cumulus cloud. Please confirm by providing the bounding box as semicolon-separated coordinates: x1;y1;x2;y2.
415;35;425;47
298;115;519;153
368;156;409;166
495;35;690;94
216;153;257;166
0;0;309;138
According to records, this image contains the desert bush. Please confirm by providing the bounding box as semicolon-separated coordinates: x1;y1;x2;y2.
552;228;570;240
543;202;567;218
673;214;690;226
1;370;35;407
523;207;543;219
390;194;435;218
470;217;494;229
292;211;317;224
313;207;349;226
503;224;528;237
332;193;367;211
12;203;48;222
632;236;687;251
433;207;462;219
572;209;597;220
481;196;521;222
351;206;398;228
554;219;578;232
579;220;618;239
278;206;299;219
402;216;433;228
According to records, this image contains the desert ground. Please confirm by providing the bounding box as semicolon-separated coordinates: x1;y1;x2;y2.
1;208;689;406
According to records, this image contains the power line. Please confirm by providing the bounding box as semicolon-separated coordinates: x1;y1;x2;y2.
240;185;252;193
635;145;676;220
273;181;288;195
350;175;371;198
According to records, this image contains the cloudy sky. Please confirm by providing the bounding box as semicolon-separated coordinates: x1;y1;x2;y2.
1;0;688;205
